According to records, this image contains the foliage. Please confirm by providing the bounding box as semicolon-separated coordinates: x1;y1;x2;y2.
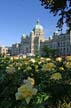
0;55;71;108
41;45;56;57
40;0;71;30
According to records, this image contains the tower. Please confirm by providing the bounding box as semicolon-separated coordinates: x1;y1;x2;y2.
30;20;44;55
33;19;44;40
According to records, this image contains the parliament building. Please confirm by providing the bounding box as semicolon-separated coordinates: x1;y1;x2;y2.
0;20;71;56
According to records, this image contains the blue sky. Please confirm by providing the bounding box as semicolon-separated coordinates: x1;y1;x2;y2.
0;0;66;46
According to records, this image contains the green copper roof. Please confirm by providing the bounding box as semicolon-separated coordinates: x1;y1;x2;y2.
33;20;43;30
21;34;26;39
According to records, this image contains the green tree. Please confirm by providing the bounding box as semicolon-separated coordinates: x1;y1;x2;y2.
40;0;71;30
42;45;56;57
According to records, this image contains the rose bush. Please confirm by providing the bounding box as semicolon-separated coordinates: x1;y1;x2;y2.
0;55;71;108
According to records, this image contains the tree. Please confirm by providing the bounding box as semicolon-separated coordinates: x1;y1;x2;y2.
42;45;56;57
40;0;71;31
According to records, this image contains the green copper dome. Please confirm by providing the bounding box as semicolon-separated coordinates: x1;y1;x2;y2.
33;20;43;30
21;34;26;39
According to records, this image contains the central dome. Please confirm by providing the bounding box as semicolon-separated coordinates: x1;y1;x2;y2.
34;20;43;30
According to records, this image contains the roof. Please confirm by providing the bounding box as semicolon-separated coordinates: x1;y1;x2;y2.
33;20;43;30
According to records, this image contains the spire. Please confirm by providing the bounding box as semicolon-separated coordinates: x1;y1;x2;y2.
36;19;40;25
33;19;43;30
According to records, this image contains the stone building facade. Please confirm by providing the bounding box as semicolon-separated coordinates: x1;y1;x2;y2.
44;31;71;56
0;46;8;55
11;20;45;56
10;20;71;56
